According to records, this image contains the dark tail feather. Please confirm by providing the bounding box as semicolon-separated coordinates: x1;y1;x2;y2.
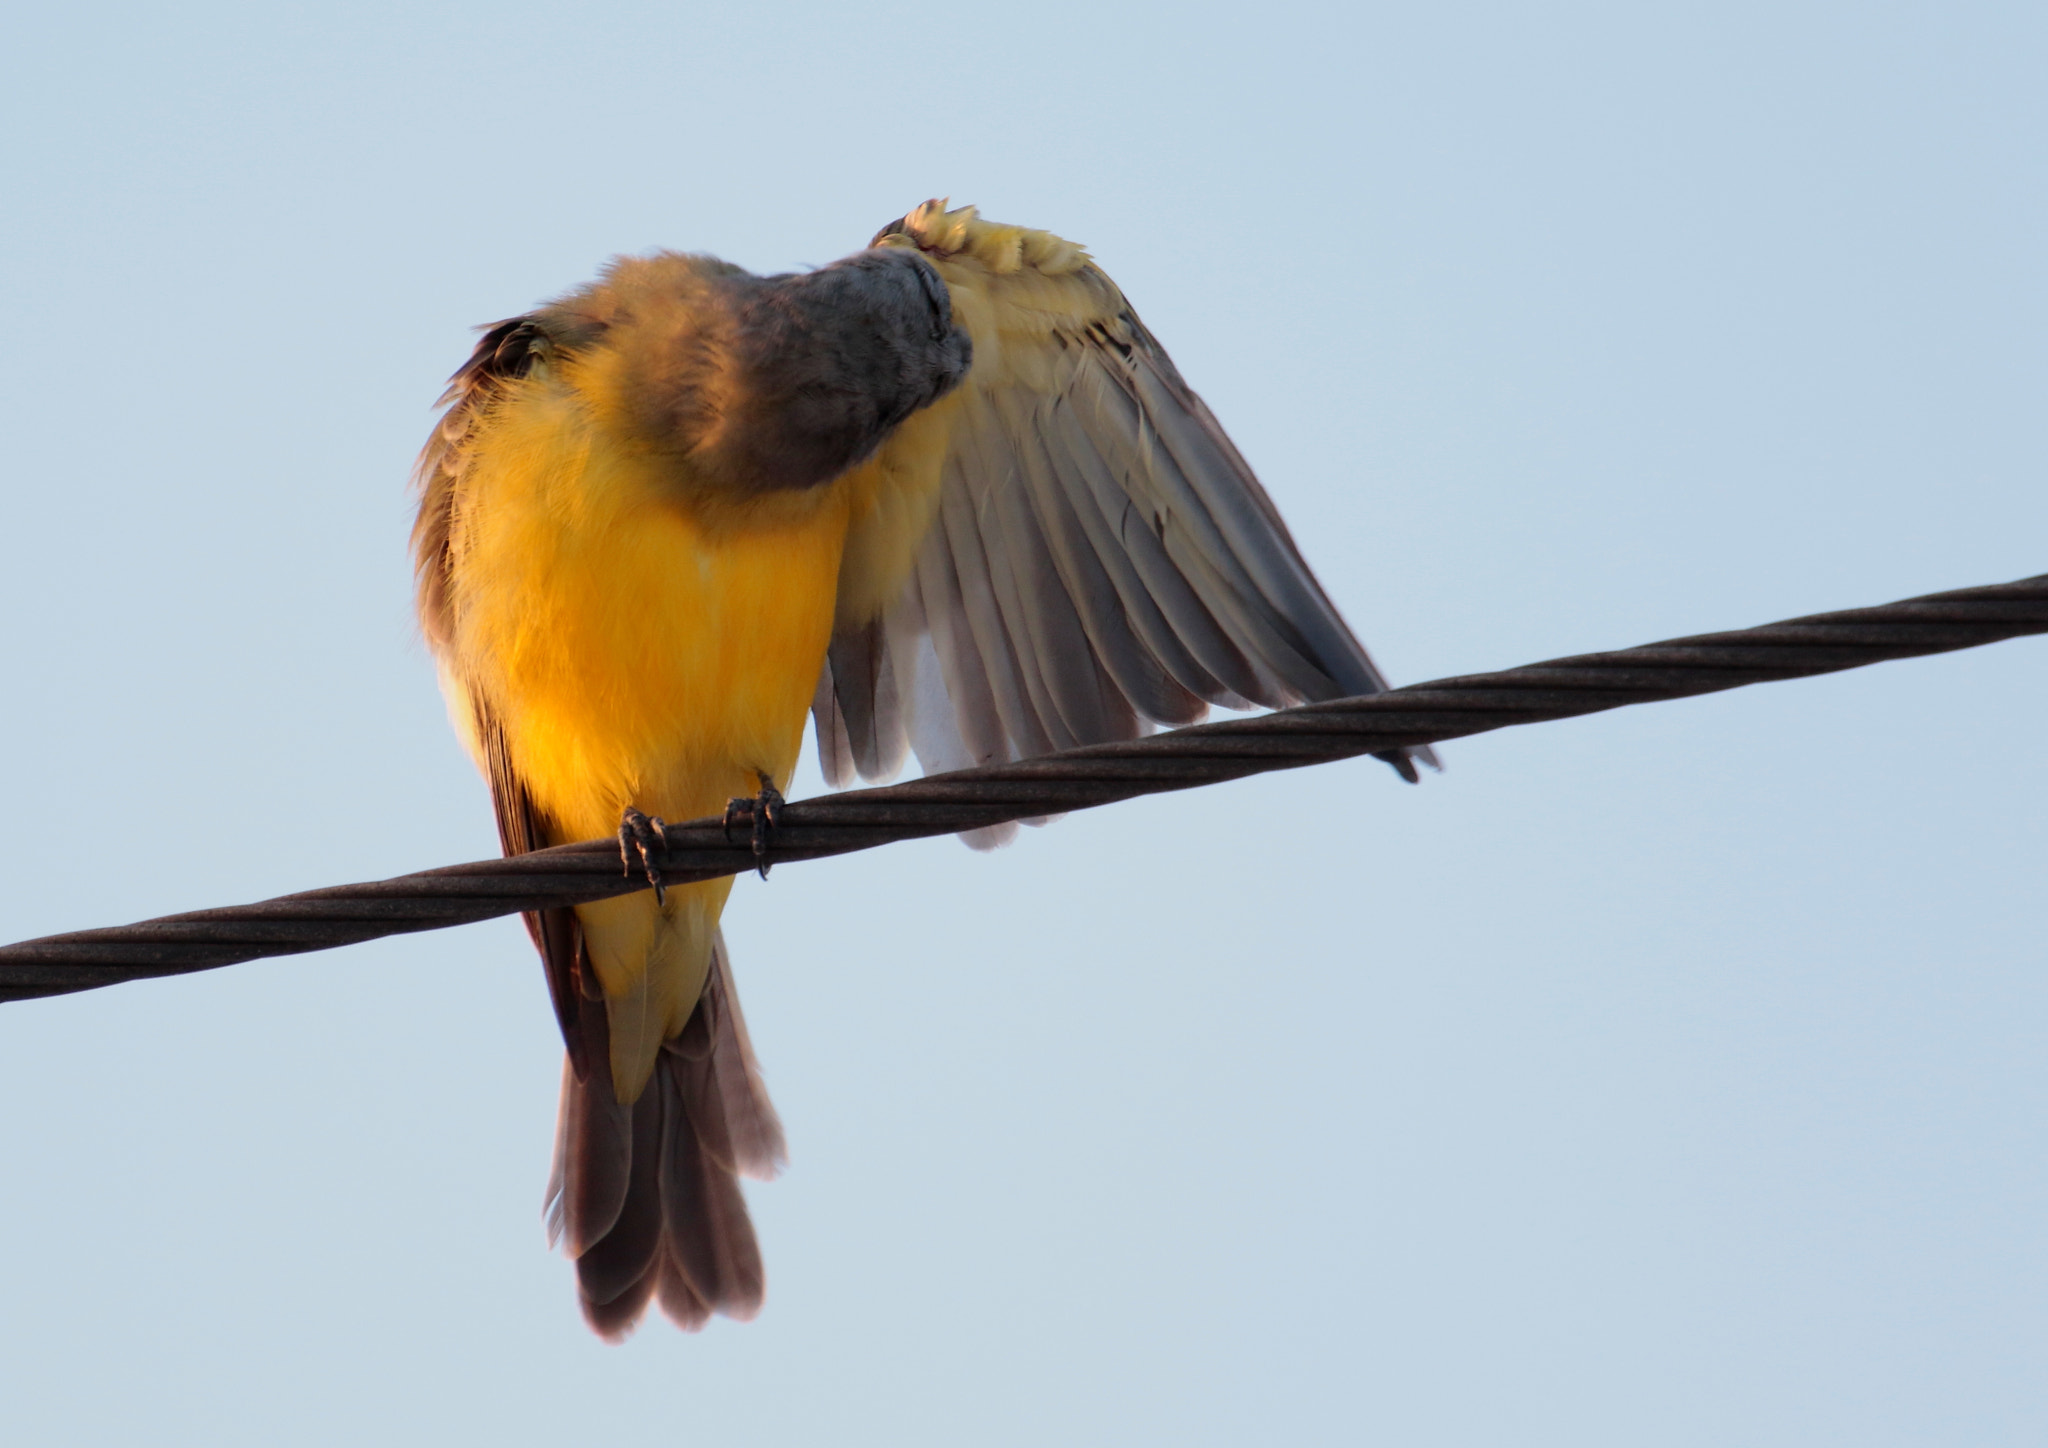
544;929;787;1341
670;930;787;1183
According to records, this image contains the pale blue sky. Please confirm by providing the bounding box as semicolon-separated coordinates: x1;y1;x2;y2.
1;3;2044;1444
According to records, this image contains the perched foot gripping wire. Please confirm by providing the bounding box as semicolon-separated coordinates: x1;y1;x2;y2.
0;571;2042;1006
618;807;671;904
723;772;785;879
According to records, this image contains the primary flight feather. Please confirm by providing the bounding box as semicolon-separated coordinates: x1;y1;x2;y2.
412;200;1434;1340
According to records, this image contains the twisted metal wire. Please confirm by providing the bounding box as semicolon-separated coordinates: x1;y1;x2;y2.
4;572;2042;1004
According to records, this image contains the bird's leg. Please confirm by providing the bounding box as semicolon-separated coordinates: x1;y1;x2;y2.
722;770;784;879
618;806;670;904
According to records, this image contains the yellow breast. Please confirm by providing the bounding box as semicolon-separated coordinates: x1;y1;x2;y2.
445;353;893;1093
451;357;855;842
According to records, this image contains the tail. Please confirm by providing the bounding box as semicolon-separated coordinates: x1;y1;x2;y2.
543;928;787;1340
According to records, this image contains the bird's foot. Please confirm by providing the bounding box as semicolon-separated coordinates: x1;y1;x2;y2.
722;771;784;879
618;807;670;904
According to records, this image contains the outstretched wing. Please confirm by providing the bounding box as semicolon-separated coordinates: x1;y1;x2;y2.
814;202;1435;840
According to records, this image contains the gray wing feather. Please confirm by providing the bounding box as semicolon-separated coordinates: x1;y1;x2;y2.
1087;355;1334;703
902;543;1025;849
1130;356;1390;698
1053;367;1271;705
823;615;908;783
1038;386;1257;709
810;662;857;788
933;445;1062;760
911;534;1011;774
967;396;1126;750
994;387;1206;726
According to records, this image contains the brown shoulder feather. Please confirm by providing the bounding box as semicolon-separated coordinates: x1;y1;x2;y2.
410;316;561;654
412;314;598;1066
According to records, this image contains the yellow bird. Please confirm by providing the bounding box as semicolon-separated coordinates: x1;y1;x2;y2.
412;200;1435;1340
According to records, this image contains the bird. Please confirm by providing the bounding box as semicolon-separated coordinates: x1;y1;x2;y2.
411;199;1437;1340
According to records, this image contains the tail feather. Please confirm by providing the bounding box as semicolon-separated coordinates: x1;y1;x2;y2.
546;985;633;1255
657;1066;766;1317
545;927;785;1340
654;1238;713;1332
673;933;788;1180
571;1079;664;1316
586;1263;662;1343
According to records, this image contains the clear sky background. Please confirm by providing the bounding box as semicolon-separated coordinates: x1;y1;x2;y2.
1;3;2043;1444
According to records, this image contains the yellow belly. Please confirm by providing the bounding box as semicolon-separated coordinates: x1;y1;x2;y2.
450;363;856;1095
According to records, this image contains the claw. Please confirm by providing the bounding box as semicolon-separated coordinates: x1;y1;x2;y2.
618;806;670;903
722;770;785;879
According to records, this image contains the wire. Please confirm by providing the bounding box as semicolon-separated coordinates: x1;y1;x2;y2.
3;572;2042;1004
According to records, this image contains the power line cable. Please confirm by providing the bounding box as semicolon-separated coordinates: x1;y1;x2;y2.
3;572;2041;1004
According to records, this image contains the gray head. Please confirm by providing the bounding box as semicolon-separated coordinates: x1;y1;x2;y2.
509;245;973;497
709;247;973;492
